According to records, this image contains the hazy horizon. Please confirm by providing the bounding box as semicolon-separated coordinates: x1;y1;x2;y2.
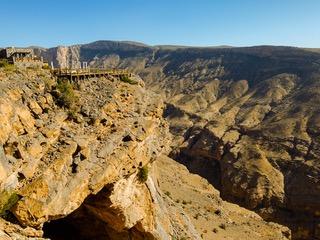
1;39;319;50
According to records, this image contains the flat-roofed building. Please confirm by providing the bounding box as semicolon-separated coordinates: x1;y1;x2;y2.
0;47;47;68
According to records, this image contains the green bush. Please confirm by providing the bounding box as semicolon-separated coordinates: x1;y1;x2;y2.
42;64;50;70
172;237;187;240
56;79;78;109
137;166;148;183
119;75;137;85
0;59;16;72
0;59;8;68
43;76;55;91
0;190;21;217
26;66;41;70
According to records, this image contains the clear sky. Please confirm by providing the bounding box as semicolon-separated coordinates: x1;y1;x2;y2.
0;0;319;48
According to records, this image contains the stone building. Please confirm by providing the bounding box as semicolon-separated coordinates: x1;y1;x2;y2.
0;47;46;68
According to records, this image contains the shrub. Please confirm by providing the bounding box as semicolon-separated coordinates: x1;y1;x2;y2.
56;79;78;109
173;237;187;240
165;191;171;197
0;59;16;72
26;66;40;70
214;209;222;216
43;76;55;91
0;190;21;217
119;75;137;85
0;59;8;68
219;223;226;230
67;109;78;121
42;64;50;70
137;165;148;183
194;213;200;219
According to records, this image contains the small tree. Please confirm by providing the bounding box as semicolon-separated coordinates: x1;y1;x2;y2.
0;190;21;218
56;79;78;109
119;75;138;85
137;166;148;183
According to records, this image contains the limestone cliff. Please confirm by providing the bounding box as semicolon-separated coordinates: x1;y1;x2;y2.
0;67;172;239
0;66;290;240
36;42;320;239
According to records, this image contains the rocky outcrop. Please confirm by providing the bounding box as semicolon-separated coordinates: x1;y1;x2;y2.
0;68;173;239
0;218;44;240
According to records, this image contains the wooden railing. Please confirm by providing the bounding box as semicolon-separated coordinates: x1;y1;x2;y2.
52;68;129;75
13;57;43;63
51;68;132;80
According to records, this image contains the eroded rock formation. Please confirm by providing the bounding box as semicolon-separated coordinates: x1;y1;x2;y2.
0;65;291;240
0;68;173;239
36;42;320;239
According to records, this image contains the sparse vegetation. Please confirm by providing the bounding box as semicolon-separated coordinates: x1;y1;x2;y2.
214;209;222;216
137;165;148;183
194;213;201;219
0;59;16;72
43;76;55;91
67;109;78;121
172;237;187;240
119;75;137;85
26;65;41;70
42;64;51;70
164;191;171;197
0;190;21;218
0;59;9;68
219;223;226;230
56;79;79;109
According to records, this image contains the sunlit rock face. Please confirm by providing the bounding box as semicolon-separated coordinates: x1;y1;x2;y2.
0;68;174;239
0;63;292;240
38;42;320;239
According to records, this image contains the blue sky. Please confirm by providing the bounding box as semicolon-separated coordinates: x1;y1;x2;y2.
0;0;319;48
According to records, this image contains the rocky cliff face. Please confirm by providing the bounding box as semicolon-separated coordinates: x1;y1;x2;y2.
37;42;320;239
152;155;290;240
0;67;174;239
0;63;291;240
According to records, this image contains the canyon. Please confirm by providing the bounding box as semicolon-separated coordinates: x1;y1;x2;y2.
38;41;320;239
0;65;289;240
0;41;319;239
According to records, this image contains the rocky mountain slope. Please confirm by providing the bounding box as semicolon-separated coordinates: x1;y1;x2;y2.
0;66;291;239
0;67;172;239
153;155;290;240
36;41;320;239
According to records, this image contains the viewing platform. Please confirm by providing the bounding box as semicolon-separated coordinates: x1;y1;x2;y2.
52;68;132;81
